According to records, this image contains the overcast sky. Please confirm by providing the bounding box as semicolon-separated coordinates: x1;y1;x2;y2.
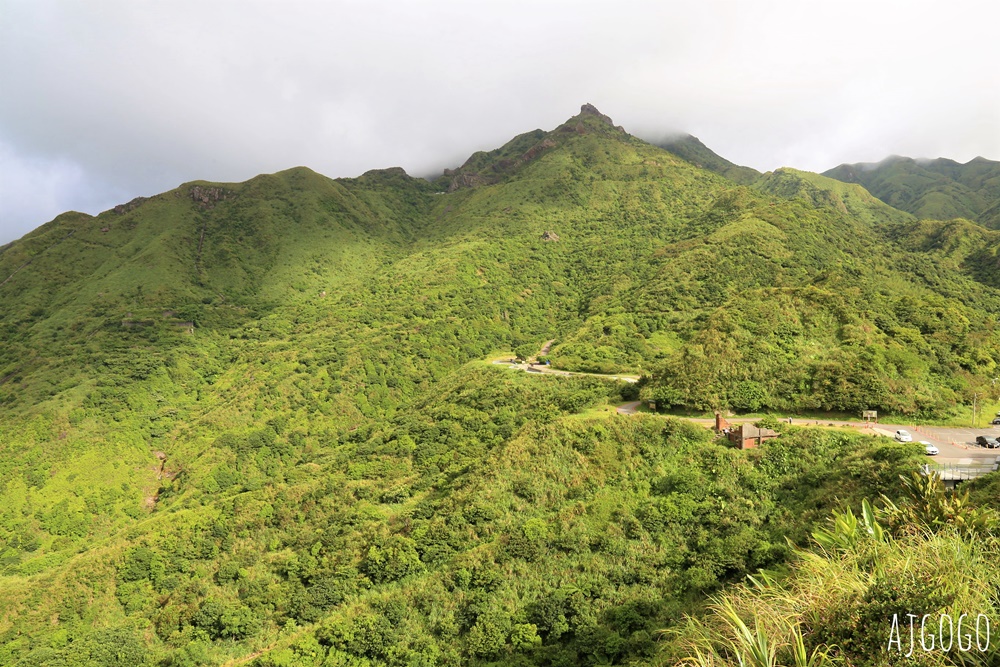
1;0;998;244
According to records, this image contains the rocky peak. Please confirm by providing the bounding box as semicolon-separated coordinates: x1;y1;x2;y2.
579;103;614;127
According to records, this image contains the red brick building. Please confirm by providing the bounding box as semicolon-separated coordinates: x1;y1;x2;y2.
727;423;779;449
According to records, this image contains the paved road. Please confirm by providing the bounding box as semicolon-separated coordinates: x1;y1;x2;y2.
494;348;1000;464
617;401;641;415
618;411;1000;464
920;423;1000;447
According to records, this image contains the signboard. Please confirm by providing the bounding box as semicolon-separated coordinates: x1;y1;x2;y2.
862;410;878;422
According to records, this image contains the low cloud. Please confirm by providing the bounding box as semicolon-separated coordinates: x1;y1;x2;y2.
1;0;997;243
0;140;127;235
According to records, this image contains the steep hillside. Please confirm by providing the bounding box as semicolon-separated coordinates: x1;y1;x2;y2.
657;134;761;185
545;165;1000;417
823;155;1000;227
0;363;922;667
0;105;998;665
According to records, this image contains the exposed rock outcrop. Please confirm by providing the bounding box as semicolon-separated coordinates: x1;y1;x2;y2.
113;197;148;215
447;172;487;192
190;186;229;209
579;103;614;126
446;138;557;192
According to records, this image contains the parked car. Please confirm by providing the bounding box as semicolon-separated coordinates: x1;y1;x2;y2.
894;430;912;442
991;417;1000;426
920;441;939;455
976;436;1000;448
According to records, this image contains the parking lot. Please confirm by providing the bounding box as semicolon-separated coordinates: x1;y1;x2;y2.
874;423;1000;462
681;414;1000;464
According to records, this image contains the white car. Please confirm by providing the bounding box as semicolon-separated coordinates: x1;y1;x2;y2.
894;430;912;442
920;440;939;455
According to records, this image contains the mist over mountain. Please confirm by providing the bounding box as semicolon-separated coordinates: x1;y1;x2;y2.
655;134;761;185
824;155;1000;228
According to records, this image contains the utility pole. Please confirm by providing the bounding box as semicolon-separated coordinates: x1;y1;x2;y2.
973;392;979;429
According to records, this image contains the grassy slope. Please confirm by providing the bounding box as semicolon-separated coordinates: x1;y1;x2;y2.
0;107;994;664
823;155;1000;228
656;134;761;186
521;163;1000;418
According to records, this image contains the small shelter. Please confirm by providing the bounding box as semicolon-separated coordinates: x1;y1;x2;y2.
727;423;779;449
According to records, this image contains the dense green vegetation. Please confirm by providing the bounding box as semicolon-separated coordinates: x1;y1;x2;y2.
635;169;1000;417
663;472;1000;666
824;155;1000;228
0;363;925;666
0;104;998;664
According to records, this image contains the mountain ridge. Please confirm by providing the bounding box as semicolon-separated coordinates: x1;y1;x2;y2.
2;105;1000;666
824;153;1000;228
656;133;761;185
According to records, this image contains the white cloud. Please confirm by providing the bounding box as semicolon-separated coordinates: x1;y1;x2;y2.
0;140;125;242
1;0;998;242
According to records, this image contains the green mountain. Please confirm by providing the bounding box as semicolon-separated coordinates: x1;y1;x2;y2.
656;133;761;185
823;155;1000;228
0;105;997;666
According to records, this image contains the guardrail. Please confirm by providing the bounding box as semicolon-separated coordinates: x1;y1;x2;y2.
928;459;1000;481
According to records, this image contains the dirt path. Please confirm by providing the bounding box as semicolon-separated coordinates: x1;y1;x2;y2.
616;401;641;414
538;339;555;356
492;359;639;383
